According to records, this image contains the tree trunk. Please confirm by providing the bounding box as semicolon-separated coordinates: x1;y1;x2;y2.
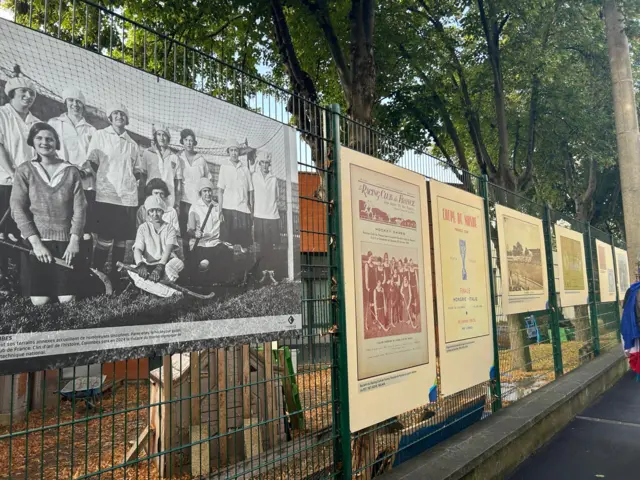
573;304;592;345
604;0;640;277
508;314;533;372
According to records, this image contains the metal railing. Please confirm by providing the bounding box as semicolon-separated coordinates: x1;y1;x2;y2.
0;0;627;478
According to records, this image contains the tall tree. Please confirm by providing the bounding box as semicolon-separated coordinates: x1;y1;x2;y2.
604;0;640;276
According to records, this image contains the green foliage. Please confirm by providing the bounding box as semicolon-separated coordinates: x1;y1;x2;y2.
0;0;626;225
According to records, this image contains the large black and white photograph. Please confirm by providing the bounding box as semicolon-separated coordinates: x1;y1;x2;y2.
0;20;301;374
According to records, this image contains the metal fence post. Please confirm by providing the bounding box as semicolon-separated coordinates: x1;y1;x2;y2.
542;205;564;378
584;225;601;356
327;104;352;478
481;175;502;411
610;234;622;336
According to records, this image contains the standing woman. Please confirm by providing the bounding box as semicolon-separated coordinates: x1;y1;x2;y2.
81;103;139;282
177;129;208;254
48;87;96;264
10;123;86;305
400;274;412;324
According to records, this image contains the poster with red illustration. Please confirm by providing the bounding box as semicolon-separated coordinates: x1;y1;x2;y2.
360;244;422;339
340;147;436;432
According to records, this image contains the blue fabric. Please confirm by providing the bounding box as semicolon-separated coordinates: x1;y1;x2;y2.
621;281;640;350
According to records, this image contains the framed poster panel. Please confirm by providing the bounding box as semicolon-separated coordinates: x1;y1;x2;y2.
615;247;631;297
0;19;301;374
339;147;436;432
595;239;616;302
496;205;549;314
429;181;493;396
555;225;589;307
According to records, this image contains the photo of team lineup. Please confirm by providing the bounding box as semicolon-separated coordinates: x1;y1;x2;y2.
0;18;300;349
360;243;422;340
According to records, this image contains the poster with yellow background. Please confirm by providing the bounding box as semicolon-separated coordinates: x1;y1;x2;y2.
555;225;589;307
430;181;493;396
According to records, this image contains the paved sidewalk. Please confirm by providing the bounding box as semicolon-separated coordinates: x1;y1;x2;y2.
508;370;640;479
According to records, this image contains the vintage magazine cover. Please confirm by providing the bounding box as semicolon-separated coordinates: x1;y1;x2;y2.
496;205;549;314
429;180;493;396
555;225;589;307
339;147;436;432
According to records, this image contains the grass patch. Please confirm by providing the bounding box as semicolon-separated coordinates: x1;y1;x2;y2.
0;281;301;334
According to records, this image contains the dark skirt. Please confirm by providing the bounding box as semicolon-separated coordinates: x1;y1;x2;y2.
254;217;281;251
20;240;81;297
179;201;191;238
0;185;19;237
221;209;252;247
91;202;137;240
84;190;96;236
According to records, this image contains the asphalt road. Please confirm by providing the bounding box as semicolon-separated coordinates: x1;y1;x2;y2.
508;370;640;480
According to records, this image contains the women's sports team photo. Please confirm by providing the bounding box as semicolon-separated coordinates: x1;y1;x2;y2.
0;76;285;306
361;250;421;337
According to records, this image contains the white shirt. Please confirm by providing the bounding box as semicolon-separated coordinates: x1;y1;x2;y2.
217;159;253;213
31;159;76;188
139;147;182;207
252;170;279;220
133;221;178;264
189;198;222;248
178;151;209;205
48;113;96;190
86;126;139;207
0;104;40;185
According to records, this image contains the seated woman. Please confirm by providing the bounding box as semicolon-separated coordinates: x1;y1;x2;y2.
136;177;183;260
187;178;233;286
10;122;86;306
128;195;184;297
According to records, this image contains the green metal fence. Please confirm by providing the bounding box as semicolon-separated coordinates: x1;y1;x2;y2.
0;1;628;478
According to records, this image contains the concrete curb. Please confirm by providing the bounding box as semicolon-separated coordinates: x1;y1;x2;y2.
383;350;628;480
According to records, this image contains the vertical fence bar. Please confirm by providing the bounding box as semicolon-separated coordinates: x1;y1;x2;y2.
584;225;601;356
481;175;502;411
543;205;564;377
610;233;622;337
327;104;352;478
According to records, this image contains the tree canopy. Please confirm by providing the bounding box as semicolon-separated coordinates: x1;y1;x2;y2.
3;0;636;231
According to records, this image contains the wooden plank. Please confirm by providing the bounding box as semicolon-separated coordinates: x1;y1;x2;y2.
278;349;303;431
125;425;151;462
242;345;250;420
159;355;172;478
242;345;262;459
217;348;228;467
190;351;201;426
190;423;210;477
263;342;276;449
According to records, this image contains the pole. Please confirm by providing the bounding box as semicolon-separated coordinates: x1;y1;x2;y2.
481;175;502;411
327;104;352;477
543;205;563;378
584;225;600;356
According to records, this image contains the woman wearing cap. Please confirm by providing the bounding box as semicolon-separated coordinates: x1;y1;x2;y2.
131;195;183;287
137;126;182;209
10;123;86;305
187;178;233;286
177;129;208;251
136;177;183;260
216;139;253;250
48;87;97;264
81;103;140;282
0;77;41;235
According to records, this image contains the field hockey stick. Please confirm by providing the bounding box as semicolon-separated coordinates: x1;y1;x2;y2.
0;238;113;294
190;202;214;251
0;208;11;230
116;262;215;299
